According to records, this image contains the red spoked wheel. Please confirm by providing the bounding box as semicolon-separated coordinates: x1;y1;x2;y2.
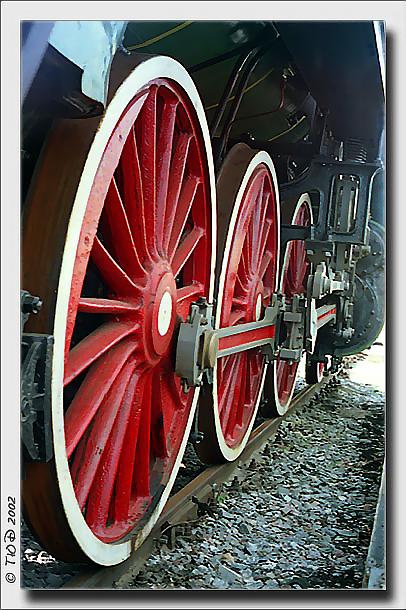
22;56;215;564
263;193;313;416
305;355;331;384
197;144;280;463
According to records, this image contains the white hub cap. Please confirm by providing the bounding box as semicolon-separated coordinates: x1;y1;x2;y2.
255;293;263;321
158;290;173;336
310;300;318;351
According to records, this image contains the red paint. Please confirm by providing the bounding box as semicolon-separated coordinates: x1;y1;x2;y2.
317;306;337;323
218;324;275;352
63;80;212;542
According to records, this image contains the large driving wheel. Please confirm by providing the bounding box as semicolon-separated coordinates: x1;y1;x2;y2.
22;55;216;565
196;144;280;463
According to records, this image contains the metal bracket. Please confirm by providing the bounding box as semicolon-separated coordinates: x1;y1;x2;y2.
280;156;382;246
278;294;305;363
175;298;214;389
281;224;312;251
21;333;54;462
21;290;42;330
310;262;348;299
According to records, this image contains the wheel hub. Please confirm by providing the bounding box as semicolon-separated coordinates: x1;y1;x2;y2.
144;266;177;363
157;290;173;336
255;293;263;322
247;278;264;322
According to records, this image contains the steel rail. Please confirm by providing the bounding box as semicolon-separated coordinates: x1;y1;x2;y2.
62;374;334;589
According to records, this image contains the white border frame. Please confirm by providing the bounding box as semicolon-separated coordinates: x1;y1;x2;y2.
2;4;403;606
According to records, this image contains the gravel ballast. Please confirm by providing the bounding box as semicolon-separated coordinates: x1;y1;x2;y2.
21;352;385;589
124;373;385;589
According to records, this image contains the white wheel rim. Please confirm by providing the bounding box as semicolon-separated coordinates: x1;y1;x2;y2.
51;56;216;565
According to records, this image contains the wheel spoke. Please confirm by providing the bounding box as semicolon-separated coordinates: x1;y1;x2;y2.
64;319;136;386
171;226;204;278
85;366;141;530
239;356;255;427
239;243;250;285
256;192;270;261
251;352;260;378
235;272;249;294
244;227;253;276
229;308;245;326
257;218;272;274
91;236;140;296
245;354;256;405
164;134;194;254
138;86;158;257
168;174;201;259
224;353;247;437
259;249;273;279
232;296;247;308
119;127;151;263
78;297;137;314
150;368;168;459
176;282;204;304
133;369;153;498
156;98;179;252
219;355;241;415
165;372;186;412
104;178;145;280
70;425;91;485
64;338;138;458
114;370;148;523
277;359;286;386
249;176;265;270
72;360;136;509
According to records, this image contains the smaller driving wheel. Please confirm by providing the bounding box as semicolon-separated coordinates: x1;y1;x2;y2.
263;193;313;416
196;144;280;463
305;358;324;384
306;354;331;384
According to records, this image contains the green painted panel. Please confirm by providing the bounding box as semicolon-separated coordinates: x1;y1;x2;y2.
123;21;311;144
124;21;267;66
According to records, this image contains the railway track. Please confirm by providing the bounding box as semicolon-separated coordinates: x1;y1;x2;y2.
62;373;335;589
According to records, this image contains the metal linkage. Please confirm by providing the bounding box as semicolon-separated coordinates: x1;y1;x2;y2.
316;304;337;329
176;297;279;388
277;291;337;363
210;34;281;169
215;304;278;359
175;289;338;388
310;262;349;300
